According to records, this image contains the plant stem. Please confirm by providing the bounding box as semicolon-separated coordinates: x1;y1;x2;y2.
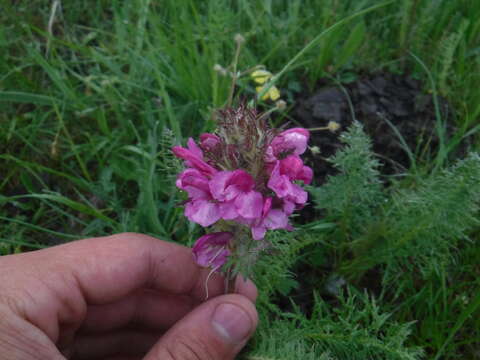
226;39;243;107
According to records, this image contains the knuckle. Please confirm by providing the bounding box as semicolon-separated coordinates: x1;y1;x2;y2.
0;291;26;317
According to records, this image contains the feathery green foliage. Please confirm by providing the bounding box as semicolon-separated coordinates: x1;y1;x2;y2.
310;123;480;283
245;291;423;360
307;123;480;357
381;153;480;281
311;122;383;238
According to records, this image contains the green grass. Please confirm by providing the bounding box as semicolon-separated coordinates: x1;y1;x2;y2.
1;0;480;358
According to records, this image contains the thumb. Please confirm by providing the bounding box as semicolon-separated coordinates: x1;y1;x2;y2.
144;294;258;360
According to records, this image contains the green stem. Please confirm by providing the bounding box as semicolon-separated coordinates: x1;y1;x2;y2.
226;39;243;107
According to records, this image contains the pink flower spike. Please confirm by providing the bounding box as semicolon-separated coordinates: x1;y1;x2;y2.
279;128;309;153
193;232;232;269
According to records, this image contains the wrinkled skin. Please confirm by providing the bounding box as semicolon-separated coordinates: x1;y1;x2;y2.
0;233;257;360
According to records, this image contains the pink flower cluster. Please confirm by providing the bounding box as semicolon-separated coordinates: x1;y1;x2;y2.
173;110;312;272
173;128;312;241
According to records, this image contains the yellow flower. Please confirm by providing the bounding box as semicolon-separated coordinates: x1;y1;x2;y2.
256;85;281;101
251;69;280;101
251;69;273;84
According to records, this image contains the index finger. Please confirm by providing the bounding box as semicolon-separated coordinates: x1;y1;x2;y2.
13;233;246;304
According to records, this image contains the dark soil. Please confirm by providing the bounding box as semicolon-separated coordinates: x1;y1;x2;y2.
294;71;457;185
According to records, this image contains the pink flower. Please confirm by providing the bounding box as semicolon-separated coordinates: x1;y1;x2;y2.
176;169;221;227
172;138;218;177
282;198;296;216
209;170;263;220
267;161;308;205
200;133;220;152
184;199;222;227
172;110;312;261
266;128;310;161
176;169;210;200
193;232;232;269
279;155;313;185
249;197;290;240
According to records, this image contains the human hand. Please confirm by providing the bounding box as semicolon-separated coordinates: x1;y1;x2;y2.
0;233;258;359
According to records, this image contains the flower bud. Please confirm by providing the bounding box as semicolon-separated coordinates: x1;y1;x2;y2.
275;100;287;110
213;63;227;76
234;33;245;45
193;232;232;269
327;121;341;132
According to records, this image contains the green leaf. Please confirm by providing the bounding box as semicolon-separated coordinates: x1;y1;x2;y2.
335;21;366;69
9;193;115;224
0;91;60;105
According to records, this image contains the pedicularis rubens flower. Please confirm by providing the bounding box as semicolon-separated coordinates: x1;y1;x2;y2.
173;105;312;276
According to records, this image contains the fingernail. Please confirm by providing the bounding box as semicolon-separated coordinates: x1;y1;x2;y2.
212;303;252;344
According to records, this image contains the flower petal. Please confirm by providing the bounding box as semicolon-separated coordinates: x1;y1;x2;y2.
192;232;232;268
262;197;272;218
269;128;310;159
289;183;308;205
264;209;289;230
267;162;292;198
185;200;221;227
209;171;234;201
298;165;313;185
268;86;280;101
219;201;238;220
235;191;263;219
187;138;204;159
172;146;217;177
282;199;296;215
200;133;220;152
251;225;267;241
251;69;272;84
279;155;304;179
209;170;255;201
176;169;210;200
